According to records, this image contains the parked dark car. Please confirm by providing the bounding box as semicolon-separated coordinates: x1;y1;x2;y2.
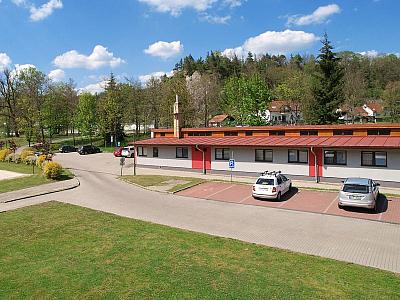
78;145;101;155
59;145;77;153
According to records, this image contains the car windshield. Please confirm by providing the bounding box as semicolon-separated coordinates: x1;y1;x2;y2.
343;184;369;194
256;178;275;185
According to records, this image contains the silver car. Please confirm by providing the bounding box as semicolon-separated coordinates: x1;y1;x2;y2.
338;177;380;211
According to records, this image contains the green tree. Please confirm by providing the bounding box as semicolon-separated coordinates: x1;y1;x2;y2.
382;81;400;122
97;74;124;146
75;92;98;144
305;34;344;124
18;67;49;142
223;74;273;125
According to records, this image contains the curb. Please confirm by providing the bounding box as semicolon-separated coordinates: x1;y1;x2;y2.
0;177;80;203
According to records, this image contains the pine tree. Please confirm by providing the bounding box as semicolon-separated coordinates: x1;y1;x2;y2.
308;33;344;124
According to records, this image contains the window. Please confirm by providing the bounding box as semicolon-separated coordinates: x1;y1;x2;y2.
333;130;353;136
224;131;238;136
137;146;147;157
255;149;273;162
269;130;285;136
215;148;230;160
245;131;253;136
176;147;188;158
153;147;158;158
367;129;391;136
300;130;318;136
160;132;165;137
324;150;347;165
361;151;387;167
288;149;308;163
188;132;212;136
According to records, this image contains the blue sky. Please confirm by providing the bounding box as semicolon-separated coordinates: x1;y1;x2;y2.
0;0;399;93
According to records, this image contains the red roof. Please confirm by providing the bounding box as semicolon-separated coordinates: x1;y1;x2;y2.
132;136;400;149
209;114;231;123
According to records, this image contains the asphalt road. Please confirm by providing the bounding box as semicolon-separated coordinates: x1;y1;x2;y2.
2;152;400;273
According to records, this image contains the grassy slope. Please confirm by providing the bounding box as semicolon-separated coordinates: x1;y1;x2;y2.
0;162;73;193
1;202;399;299
121;175;205;192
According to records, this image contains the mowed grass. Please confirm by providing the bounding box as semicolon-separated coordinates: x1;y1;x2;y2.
1;202;399;299
0;162;74;193
121;175;205;192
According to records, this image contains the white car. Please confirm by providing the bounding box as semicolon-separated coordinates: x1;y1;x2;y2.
121;146;135;158
252;171;292;200
338;177;380;211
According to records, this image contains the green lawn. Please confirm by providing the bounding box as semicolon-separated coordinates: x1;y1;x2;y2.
0;202;399;299
0;162;74;193
121;175;205;192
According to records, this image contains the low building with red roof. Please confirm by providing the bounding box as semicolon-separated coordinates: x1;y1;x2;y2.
131;98;400;184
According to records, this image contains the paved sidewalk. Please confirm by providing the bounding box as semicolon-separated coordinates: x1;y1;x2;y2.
0;170;27;181
133;166;400;195
0;178;80;203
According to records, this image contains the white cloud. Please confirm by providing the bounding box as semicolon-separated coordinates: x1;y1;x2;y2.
223;0;244;8
0;53;12;70
48;69;65;82
358;50;400;58
359;50;379;58
29;0;63;21
53;45;125;70
78;80;108;95
222;29;319;58
138;71;173;84
138;0;216;16
11;63;36;78
286;4;341;26
11;0;27;6
199;13;231;24
144;41;183;59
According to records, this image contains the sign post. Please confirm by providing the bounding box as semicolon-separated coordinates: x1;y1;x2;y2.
228;159;235;182
120;157;126;176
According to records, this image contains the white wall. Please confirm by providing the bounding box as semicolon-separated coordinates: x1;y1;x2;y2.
137;146;192;169
323;149;400;181
211;147;309;176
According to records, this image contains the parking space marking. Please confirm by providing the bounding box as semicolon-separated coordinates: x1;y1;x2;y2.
238;194;253;203
206;184;235;198
323;195;339;213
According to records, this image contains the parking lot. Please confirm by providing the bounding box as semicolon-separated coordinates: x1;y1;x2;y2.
177;182;400;224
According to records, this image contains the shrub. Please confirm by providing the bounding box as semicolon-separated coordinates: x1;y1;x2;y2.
5;153;14;163
25;155;37;166
21;149;35;161
4;153;21;163
13;154;21;164
0;149;12;161
36;154;47;168
43;161;63;180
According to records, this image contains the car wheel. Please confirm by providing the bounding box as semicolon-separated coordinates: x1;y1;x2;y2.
289;183;292;190
338;203;343;209
276;192;281;201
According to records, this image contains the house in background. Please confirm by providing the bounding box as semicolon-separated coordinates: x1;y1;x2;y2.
265;100;301;124
209;114;235;127
338;101;383;123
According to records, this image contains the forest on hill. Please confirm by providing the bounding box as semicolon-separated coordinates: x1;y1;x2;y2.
1;35;400;145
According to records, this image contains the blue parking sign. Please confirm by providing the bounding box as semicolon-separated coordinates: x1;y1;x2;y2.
229;159;235;169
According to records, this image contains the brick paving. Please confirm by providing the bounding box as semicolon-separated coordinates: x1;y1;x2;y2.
177;182;400;224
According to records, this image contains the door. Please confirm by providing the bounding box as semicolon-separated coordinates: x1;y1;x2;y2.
191;146;211;170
